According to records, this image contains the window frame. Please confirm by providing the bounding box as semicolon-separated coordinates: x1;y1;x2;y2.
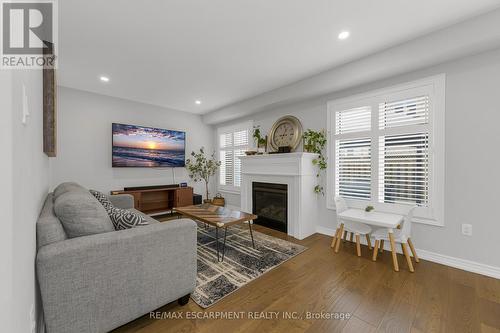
326;75;445;226
216;120;253;194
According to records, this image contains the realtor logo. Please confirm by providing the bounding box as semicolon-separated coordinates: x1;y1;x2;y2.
1;0;58;69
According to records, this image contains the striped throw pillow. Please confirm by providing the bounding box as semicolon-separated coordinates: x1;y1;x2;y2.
90;189;148;230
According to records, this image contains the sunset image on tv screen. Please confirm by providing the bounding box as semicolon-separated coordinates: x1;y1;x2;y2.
112;123;186;167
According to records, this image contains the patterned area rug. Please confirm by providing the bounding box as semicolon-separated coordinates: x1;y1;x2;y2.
192;222;307;308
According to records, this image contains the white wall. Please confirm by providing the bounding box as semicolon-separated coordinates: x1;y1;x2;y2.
0;70;14;333
2;70;51;333
217;48;500;270
51;87;216;198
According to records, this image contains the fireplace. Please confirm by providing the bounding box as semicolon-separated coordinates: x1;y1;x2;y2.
240;153;318;240
252;182;288;232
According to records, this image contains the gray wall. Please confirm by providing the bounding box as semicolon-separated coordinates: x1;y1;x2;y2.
0;68;14;333
51;87;216;198
218;48;500;268
1;70;51;332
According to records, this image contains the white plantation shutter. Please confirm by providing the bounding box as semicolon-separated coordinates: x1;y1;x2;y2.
334;105;372;201
233;130;248;146
378;134;429;205
219;133;233;186
336;106;371;134
233;130;249;187
379;96;429;129
335;138;371;200
219;150;233;186
234;149;246;187
218;124;250;190
220;133;232;148
378;94;431;207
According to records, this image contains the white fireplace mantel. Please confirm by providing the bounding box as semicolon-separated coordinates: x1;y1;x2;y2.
240;152;320;240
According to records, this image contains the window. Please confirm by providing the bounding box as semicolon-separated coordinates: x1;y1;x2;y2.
217;121;252;192
327;75;445;226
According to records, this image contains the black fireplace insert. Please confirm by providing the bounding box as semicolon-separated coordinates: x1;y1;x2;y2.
252;182;287;232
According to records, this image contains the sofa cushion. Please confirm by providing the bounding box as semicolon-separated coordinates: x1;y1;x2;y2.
106;206;149;230
53;182;88;202
54;191;115;238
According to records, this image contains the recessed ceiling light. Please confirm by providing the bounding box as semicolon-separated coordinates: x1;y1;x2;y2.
338;31;350;40
195;100;201;105
99;76;110;82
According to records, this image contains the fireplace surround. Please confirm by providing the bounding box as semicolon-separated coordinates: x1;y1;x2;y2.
240;152;319;240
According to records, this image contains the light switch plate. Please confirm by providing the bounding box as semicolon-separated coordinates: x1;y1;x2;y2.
462;224;472;236
22;84;30;125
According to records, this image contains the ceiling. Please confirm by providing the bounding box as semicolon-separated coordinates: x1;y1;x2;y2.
58;0;500;114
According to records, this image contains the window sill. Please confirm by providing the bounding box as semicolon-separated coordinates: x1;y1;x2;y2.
326;202;444;227
217;187;241;195
412;216;444;227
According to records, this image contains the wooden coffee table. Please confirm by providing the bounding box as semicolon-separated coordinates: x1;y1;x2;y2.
174;204;258;262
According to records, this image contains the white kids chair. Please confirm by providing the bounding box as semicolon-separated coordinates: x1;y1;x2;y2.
331;196;373;257
371;206;419;272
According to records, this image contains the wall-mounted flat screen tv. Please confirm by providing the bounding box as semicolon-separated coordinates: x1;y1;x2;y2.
112;123;186;167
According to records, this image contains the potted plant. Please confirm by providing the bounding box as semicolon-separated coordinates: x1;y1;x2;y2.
302;129;327;194
253;126;267;153
185;147;221;203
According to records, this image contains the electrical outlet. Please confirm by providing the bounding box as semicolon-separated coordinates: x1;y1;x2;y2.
30;304;36;333
462;224;472;236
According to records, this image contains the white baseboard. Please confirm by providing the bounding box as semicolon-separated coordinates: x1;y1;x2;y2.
415;249;500;279
316;226;336;236
315;226;500;280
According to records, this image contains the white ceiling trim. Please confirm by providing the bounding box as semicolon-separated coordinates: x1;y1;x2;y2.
202;8;500;125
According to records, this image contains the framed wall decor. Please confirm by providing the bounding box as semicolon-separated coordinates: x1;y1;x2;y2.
43;41;57;157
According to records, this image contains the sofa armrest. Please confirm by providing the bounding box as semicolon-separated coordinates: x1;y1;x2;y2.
36;219;197;333
108;193;135;209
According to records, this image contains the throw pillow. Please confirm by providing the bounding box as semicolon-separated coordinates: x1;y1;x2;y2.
90;189;149;230
53;182;88;202
107;206;149;230
89;189;114;209
54;191;115;238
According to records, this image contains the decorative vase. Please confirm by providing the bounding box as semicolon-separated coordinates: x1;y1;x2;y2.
303;138;314;153
257;135;268;153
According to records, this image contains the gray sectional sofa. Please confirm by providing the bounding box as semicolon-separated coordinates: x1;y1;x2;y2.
36;183;197;333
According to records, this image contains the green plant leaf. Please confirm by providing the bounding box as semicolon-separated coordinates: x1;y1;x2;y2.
303;129;328;194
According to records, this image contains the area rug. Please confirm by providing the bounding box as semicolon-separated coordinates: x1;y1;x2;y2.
192;222;307;308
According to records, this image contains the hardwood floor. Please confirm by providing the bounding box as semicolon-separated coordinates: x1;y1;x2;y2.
113;224;500;333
